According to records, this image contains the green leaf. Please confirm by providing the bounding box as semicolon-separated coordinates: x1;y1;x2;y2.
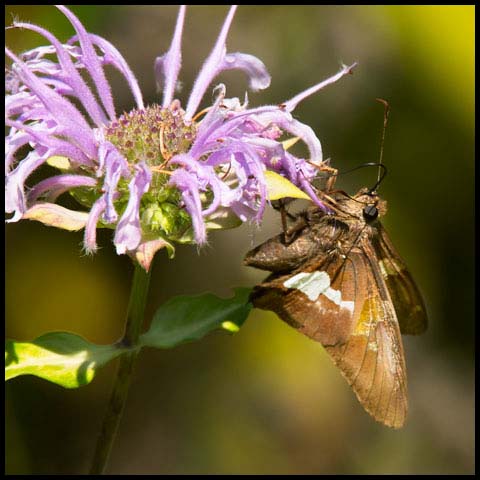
6;290;253;387
5;332;128;388
264;170;311;201
140;287;253;349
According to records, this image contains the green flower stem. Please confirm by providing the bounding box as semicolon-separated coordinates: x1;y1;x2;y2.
89;262;151;475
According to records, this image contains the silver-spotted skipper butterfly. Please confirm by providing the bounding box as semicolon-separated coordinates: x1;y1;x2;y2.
244;100;427;428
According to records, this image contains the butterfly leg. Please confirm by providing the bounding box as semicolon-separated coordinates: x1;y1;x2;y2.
320;164;338;192
271;199;298;244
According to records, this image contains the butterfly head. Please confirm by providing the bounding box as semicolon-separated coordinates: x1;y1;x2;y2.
354;188;388;223
328;187;387;223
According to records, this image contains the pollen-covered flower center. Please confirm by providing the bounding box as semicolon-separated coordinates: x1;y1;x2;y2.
105;104;196;167
102;104;198;243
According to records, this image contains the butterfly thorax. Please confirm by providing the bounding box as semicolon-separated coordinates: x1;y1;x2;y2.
323;188;388;222
244;189;387;274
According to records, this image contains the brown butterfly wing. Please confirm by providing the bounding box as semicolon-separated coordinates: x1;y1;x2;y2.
250;244;408;428
324;246;407;429
371;224;428;335
250;252;362;347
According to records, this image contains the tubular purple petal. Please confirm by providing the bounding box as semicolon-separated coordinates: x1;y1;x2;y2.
5;130;31;174
220;52;271;91
28;174;98;202
200;174;224;217
155;5;186;107
233;146;267;221
56;5;116;121
298;172;328;211
185;5;238;119
72;33;144;109
114;163;152;254
196;83;227;131
169;168;206;244
6;151;49;222
84;195;107;253
255;110;323;165
12;21;109;126
280;151;301;183
192;105;282;155
183;191;207;245
5;119;94;167
230;199;258;223
6;47;97;158
283;62;357;113
100;143;131;223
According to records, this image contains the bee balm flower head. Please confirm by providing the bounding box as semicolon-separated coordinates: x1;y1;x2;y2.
5;5;356;270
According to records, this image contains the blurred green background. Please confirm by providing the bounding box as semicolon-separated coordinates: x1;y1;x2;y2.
5;5;474;475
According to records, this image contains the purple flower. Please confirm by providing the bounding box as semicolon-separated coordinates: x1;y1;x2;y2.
5;5;356;270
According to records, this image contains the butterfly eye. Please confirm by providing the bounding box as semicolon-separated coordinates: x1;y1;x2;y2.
363;204;378;221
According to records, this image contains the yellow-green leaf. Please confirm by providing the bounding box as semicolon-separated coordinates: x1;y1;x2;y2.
221;321;240;333
282;136;301;150
5;332;127;389
46;155;71;170
23;203;89;231
264;170;310;201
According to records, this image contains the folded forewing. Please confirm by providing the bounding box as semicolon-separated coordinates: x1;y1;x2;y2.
324;249;408;428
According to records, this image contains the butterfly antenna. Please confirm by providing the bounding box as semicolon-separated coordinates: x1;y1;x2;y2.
369;98;390;194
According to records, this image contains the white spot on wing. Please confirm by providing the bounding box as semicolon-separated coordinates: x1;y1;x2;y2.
284;271;330;302
283;271;354;313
